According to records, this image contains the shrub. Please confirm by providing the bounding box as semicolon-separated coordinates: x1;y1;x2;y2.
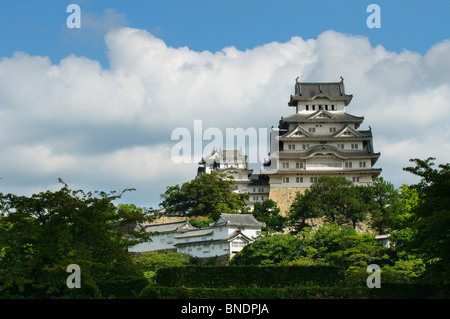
156;265;344;288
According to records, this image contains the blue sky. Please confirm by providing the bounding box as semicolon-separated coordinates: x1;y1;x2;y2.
0;1;449;208
1;1;449;67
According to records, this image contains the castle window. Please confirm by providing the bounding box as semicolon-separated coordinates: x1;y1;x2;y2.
325;105;329;110
329;127;336;133
306;105;309;110
351;143;359;149
353;177;360;183
345;162;352;168
359;161;366;168
310;177;318;183
282;177;290;183
296;162;304;169
331;105;335;110
312;105;316;111
296;177;303;183
309;127;315;133
302;144;309;149
282;162;289;169
337;143;344;149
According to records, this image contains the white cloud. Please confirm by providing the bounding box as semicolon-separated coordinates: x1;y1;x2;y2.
0;27;449;207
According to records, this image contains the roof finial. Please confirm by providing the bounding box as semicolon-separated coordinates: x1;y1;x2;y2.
295;75;301;96
340;76;344;82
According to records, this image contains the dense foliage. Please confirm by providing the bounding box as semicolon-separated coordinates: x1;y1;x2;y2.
160;172;249;220
137;252;191;285
0;157;448;298
252;199;287;232
155;265;344;288
0;181;153;298
139;284;450;299
402;157;450;283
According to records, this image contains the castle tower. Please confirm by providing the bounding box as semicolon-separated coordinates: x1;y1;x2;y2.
197;148;270;208
262;77;382;214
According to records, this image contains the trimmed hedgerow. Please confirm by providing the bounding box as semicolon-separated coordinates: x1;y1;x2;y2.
155;265;344;288
139;284;450;299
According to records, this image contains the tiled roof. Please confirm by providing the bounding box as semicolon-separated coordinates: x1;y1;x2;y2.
144;220;194;233
174;229;256;247
273;168;383;176
227;229;254;243
214;213;266;227
280;131;373;142
278;145;381;160
288;81;353;106
280;110;364;124
175;228;214;239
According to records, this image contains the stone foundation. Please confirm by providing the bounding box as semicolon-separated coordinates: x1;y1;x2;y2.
269;187;309;216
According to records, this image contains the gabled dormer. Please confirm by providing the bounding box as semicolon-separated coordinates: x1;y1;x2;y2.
335;125;363;138
307;109;337;120
284;125;313;138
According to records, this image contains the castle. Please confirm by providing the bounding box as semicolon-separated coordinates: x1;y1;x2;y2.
199;77;382;214
128;213;266;260
129;78;382;258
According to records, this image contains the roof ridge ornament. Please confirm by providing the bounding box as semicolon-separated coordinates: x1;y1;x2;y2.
339;76;344;96
295;76;302;96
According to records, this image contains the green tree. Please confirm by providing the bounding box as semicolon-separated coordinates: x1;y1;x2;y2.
0;180;152;298
341;184;373;229
137;252;191;285
253;199;286;232
312;176;353;223
229;234;304;266
369;177;402;234
289;176;372;229
289;189;322;231
398;184;420;228
403;157;450;283
300;223;389;269
160;172;249;220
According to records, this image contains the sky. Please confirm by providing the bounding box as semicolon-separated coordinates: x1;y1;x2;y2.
0;0;449;209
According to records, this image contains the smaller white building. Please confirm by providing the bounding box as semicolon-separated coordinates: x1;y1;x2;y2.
375;234;391;248
129;213;265;259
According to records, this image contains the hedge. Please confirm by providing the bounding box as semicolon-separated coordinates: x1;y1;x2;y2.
139;286;354;299
155;265;344;288
139;284;450;299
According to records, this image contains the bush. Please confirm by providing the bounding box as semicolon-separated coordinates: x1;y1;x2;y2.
139;284;450;299
156;265;344;288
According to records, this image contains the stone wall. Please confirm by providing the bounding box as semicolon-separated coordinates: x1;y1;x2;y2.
268;187;309;216
148;216;187;225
